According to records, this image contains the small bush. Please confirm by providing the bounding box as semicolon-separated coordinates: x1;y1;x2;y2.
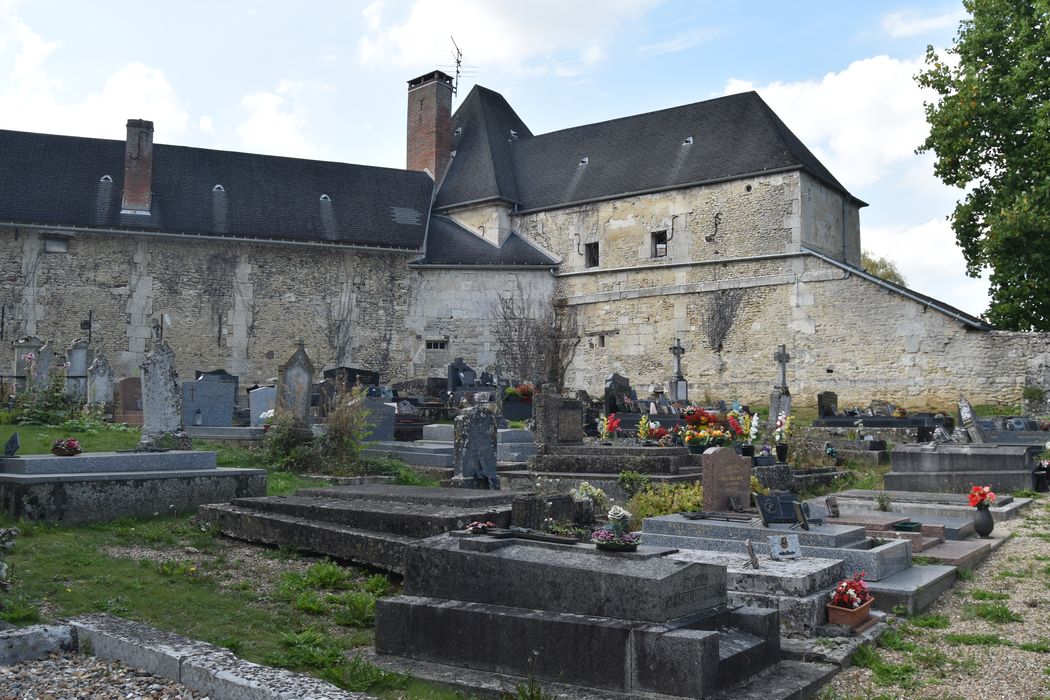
333;590;377;627
363;574;391;598
303;560;351;589
294;591;327;615
628;482;704;526
617;470;651;498
321;387;373;463
269;629;342;669
321;655;406;693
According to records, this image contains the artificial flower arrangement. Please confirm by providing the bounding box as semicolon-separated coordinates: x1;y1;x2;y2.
637;415;652;441
504;383;535;402
637;416;671;443
51;437;82;456
772;411;792;444
597;413;621;441
591;506;640;549
465;520;497;534
681;406;719;427
682;427;729;448
968;485;996;508
725;410;746;442
829;571;872;610
571;482;610;511
746;413;760;444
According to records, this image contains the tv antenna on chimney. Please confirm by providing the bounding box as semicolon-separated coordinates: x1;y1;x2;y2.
450;36;462;96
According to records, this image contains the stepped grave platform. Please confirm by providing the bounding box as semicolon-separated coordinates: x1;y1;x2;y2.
0;451;265;523
528;444;700;475
361;424;537;473
885;443;1040;494
195;484;519;574
371;530;835;699
828;488;1030;522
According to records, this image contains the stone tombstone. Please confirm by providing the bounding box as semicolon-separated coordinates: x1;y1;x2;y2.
87;351;114;407
195;369;239;403
768;534;801;560
182;376;236;427
817;391;838;418
65;338;90;399
248;386;276;427
755;492;798;525
512;493;575;530
140;341;187;448
958;397;986;443
362;397;396;441
452;406;499;489
701;447;752;512
668;338;688;402
3;432;19;457
532;387;584;447
117;376;142;413
869;399;894;417
12;336;43;391
447;357;478;393
32;341;54;387
276;341;315;424
768;344;792;427
604;373;632;414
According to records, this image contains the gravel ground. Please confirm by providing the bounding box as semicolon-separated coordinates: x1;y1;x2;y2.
0;651;207;699
824;497;1050;700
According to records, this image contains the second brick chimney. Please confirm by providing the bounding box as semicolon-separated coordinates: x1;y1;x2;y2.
406;71;453;180
121;119;154;214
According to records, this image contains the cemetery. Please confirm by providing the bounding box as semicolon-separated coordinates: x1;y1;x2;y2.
0;328;1045;699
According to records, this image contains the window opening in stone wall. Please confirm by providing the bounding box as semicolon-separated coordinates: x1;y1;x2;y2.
426;339;447;351
598;335;605;348
651;230;668;258
44;237;69;254
585;242;599;268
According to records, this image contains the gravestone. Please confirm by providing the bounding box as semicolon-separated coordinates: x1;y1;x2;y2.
116;377;142;414
958;397;985;443
248;386;276;426
447;357;478;394
276;341;314;424
195;369;239;403
511;493;575;529
3;433;19;458
768;344;792;427
701;447;752;512
755;492;799;525
32;342;54;387
532;387;584;447
65;339;90;400
817;391;838;418
12;336;43;391
139;341;190;450
603;373;632;414
323;366;380;389
451;407;499;489
181;376;236;427
667;338;688;402
87;351;114;407
363;398;396;441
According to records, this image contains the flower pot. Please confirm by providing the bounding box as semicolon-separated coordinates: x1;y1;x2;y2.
51;447;81;457
826;598;874;628
741;445;755;458
775;444;789;463
595;541;640;552
973;505;995;538
687;444;705;454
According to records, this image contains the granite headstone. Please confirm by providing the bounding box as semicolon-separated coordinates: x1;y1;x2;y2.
701;447;752;512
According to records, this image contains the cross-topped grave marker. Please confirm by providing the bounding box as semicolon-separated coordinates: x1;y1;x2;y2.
769;343;792;426
668;337;688;401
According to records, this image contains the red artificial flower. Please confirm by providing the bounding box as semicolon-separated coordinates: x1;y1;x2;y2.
968;485;996;508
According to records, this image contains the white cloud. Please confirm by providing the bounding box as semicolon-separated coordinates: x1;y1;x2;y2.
724;54;933;190
198;115;215;134
638;26;725;56
882;8;964;39
357;0;657;75
236;89;317;159
0;3;188;140
863;218;989;318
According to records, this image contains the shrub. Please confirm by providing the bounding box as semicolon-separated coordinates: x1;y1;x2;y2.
321;387;373;463
13;355;82;425
333;590;377;627
264;416;317;471
628;483;704;525
617;470;651;498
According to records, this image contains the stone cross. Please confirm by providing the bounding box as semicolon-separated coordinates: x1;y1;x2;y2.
87;351;114;407
669;338;686;378
774;344;790;389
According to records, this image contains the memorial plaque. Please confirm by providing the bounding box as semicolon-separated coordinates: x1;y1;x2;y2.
768;534;801;560
701;447;752;512
755;492;798;525
3;432;19;458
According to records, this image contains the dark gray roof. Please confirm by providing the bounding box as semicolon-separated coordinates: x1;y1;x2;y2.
436;89;862;213
412;215;558;267
0;129;433;249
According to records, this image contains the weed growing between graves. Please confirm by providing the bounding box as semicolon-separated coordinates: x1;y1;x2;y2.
964;602;1024;623
970;589;1010;601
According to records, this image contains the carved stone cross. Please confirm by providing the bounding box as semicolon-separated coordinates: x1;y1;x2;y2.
669;338;686;378
774;344;790;389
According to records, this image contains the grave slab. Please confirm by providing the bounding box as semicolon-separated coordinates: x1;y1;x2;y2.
866;564;957;615
825;513;909;530
917;540;992;570
643;515;869;549
0;451;216;475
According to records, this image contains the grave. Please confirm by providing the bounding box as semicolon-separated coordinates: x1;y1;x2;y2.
667;337;689;401
276;341;314;424
65;339;90;400
196;485;518;574
885;442;1039;493
113;376;143;426
363;397;396;442
701;447;751;512
370;531;832;699
450;407;499;489
181;374;236;427
87;352;114;408
248;386;276;427
769;344;792;427
138;342;191;450
361;423;536;476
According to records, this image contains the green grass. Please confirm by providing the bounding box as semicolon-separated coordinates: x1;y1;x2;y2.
850;643;918;688
0;423;140;454
908;613;951;629
964;602;1023;623
943;633;1009;646
1019;639;1050;653
969;589;1010;601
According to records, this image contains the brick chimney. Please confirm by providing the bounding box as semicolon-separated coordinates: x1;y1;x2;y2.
121;119;154;214
406;71;453;179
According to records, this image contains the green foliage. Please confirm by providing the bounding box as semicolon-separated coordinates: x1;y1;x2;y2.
293;591;328;615
956;567;975;581
263;416;317;472
617;470;651;498
970;589;1009;601
1019;639;1050;653
362;574;391;598
13;357;82;426
627;482;704;525
1023;386;1046;402
861;251;908;286
750;475;770;497
879;629;918;652
0;596;40;623
320;387;373;464
944;633;1008;646
268;629;343;669
502;672;557;700
320;655;407;693
915;0;1050;330
303;560;352;589
875;492;891;512
909;613;951;629
333;590;377;627
964;602;1023;623
570;481;610;511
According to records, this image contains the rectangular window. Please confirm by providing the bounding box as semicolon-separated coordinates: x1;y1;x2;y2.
584;241;599;268
44;237;69;253
426;339;447;351
651;230;668;258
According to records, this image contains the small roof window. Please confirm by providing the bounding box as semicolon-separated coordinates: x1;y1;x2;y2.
320;194;332;201
212;184;225;192
99;175;113;182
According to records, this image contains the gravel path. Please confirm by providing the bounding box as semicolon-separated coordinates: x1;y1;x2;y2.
825;497;1050;699
0;651;207;699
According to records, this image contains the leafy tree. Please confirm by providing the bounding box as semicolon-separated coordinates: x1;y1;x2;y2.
861;250;908;287
916;0;1050;330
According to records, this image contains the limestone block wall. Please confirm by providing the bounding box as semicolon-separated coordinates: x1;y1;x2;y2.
799;172;862;267
557;253;1050;410
0;227;421;392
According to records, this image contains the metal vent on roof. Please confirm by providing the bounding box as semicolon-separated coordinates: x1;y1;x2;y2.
509;129;518;140
579;157;589;165
320;194;331;201
682;136;693;145
454;127;463;136
99;175;113;182
390;207;423;225
212;184;225;192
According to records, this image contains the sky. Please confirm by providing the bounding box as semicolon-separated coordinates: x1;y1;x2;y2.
0;1;986;317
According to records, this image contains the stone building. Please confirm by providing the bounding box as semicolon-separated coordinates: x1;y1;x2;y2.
1;69;1047;409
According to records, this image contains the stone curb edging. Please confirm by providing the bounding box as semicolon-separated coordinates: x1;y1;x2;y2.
0;614;374;700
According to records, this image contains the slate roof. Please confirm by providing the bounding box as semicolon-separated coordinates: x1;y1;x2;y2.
436;88;862;213
0;129;433;250
412;215;558;267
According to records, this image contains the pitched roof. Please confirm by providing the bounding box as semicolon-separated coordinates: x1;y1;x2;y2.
0;129;433;250
436;89;863;213
411;215;558;267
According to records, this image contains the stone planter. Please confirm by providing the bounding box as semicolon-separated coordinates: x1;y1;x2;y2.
687;445;705;454
826;598;874;629
974;506;995;538
741;445;755;458
775;444;789;463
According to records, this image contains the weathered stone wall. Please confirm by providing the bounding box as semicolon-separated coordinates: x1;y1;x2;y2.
799;172;862;267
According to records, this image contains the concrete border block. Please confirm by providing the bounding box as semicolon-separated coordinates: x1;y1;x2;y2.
0;623;75;665
71;613;218;680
